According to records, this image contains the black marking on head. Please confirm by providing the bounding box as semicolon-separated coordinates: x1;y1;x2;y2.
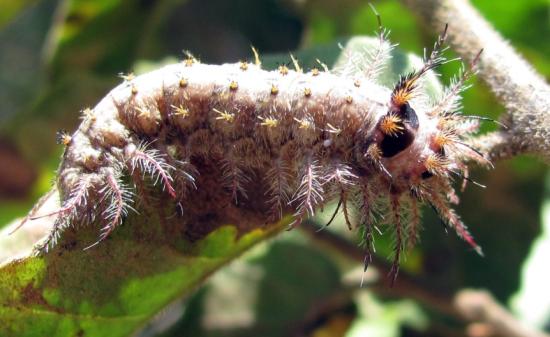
398;103;418;130
377;103;419;158
421;171;434;179
380;127;415;157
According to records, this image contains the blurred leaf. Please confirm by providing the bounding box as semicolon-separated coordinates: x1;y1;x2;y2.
0;0;57;123
9;71;116;163
346;293;427;337
158;232;343;337
300;1;423;55
0;0;40;28
48;0;158;76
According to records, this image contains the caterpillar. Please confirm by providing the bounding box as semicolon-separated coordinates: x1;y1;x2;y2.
19;24;490;284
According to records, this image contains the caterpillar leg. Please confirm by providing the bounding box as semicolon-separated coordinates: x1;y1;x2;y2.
407;196;421;250
359;182;376;274
265;157;292;221
83;169;133;250
221;158;249;204
32;174;95;253
125;143;177;198
289;153;323;229
427;190;483;256
323;162;357;230
389;195;403;287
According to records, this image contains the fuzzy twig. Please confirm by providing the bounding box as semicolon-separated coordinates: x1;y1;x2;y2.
468;131;525;162
455;290;550;337
401;0;550;162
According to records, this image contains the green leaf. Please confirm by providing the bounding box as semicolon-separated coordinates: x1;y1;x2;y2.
0;194;290;337
48;0;189;76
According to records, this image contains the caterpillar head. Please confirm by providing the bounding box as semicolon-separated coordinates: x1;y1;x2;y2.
351;27;488;278
358;25;488;195
366;73;442;193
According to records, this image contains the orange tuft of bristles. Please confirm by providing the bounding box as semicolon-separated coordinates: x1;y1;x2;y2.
391;74;419;107
379;114;404;136
424;153;449;176
392;89;413;107
433;130;459;149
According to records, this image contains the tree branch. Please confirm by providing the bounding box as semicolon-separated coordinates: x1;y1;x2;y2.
455;290;550;337
401;0;550;162
467;131;525;162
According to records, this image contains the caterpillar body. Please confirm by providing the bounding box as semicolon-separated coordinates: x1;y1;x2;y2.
22;26;488;283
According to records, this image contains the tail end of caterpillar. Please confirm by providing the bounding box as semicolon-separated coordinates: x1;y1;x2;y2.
25;140;197;254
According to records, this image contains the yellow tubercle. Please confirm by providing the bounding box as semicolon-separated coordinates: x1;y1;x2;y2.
278;65;289;76
171;104;189;118
294;117;313;130
214;108;235;123
81;108;96;122
229;81;239;91
258;116;278;128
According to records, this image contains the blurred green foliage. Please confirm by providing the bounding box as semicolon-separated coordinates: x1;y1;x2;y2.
0;0;548;336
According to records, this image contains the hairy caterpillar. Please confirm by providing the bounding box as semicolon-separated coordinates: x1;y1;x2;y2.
19;24;491;284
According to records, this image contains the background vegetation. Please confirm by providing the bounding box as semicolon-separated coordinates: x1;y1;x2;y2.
0;0;548;336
